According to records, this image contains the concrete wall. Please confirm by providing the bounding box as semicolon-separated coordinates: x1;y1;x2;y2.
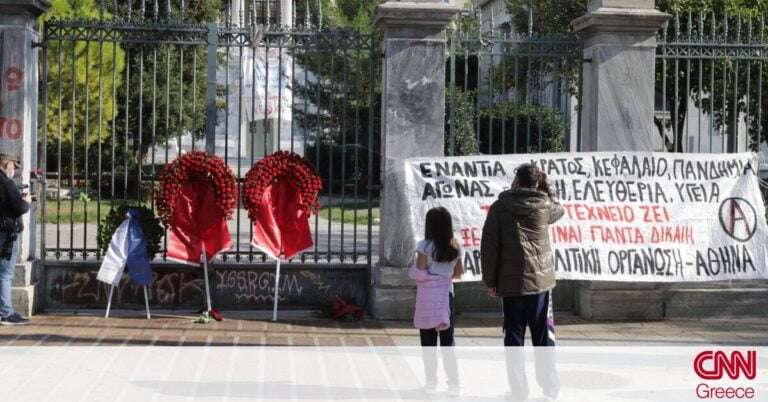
42;264;368;312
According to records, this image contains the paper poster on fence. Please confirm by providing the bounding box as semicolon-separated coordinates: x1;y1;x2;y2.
403;152;768;282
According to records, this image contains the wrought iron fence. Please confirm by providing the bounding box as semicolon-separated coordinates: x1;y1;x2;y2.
445;12;582;156
39;2;380;266
73;0;312;27
656;11;768;157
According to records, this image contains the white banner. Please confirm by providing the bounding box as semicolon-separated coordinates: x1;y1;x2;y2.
403;152;768;282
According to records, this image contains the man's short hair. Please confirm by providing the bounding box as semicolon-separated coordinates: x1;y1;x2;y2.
515;163;541;189
0;153;20;168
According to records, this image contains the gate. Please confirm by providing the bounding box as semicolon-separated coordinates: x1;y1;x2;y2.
39;3;379;272
445;9;582;157
656;11;768;157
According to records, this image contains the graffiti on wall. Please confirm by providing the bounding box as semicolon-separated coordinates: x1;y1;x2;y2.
45;266;368;310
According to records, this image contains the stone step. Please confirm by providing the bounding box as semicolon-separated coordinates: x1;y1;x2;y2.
664;288;768;318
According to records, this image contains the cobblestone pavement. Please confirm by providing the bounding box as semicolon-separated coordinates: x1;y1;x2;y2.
2;311;766;347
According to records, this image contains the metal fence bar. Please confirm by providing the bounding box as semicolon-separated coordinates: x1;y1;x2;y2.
313;43;321;263
352;44;361;263
339;46;348;263
151;44;158;215
138;45;145;204
759;17;765;148
366;37;376;271
326;52;335;262
83;39;91;260
56;38;63;259
205;24;218;154
39;33;49;262
69;39;76;259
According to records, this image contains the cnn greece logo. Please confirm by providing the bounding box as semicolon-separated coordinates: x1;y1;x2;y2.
694;350;757;399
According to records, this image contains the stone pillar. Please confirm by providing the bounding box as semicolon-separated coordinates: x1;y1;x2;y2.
0;0;49;316
371;1;460;319
573;0;670;152
280;0;293;28
572;0;669;319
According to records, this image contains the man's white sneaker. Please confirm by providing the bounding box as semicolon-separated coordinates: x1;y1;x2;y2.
446;384;461;398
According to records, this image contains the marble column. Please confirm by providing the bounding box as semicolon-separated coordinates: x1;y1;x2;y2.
573;0;670;152
280;0;293;28
371;1;460;319
572;0;670;319
0;0;50;316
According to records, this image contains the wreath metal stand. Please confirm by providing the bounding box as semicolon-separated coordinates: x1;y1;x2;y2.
201;241;213;313
105;283;151;320
272;250;284;322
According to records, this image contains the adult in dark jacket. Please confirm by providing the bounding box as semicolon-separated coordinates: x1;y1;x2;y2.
482;163;563;401
0;153;30;325
481;163;563;345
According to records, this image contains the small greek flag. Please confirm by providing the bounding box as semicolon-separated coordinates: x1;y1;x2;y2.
96;209;153;286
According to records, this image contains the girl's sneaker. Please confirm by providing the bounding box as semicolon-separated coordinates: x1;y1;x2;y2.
0;312;29;326
423;381;438;395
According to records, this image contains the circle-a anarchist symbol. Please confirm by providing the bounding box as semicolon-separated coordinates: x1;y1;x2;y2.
718;197;757;242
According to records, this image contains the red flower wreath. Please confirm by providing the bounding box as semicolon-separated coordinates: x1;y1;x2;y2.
155;151;238;226
242;150;323;220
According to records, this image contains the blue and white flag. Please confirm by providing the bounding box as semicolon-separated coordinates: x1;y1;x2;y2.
97;209;153;286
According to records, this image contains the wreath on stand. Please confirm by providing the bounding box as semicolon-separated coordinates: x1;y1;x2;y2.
155;150;238;226
242;150;323;220
154;151;238;324
242;151;324;321
97;204;164;259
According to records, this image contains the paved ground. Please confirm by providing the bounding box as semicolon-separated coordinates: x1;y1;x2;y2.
2;312;766;347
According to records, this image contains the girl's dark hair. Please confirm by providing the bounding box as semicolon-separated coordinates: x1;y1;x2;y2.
424;207;459;263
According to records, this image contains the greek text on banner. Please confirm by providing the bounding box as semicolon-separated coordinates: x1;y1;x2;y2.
403;152;768;282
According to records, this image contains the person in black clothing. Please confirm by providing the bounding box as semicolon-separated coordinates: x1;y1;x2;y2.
0;153;31;325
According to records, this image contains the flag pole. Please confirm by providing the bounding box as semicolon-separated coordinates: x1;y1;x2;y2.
201;243;213;312
143;286;151;320
105;283;115;318
272;253;282;321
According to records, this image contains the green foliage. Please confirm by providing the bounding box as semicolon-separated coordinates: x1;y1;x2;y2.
77;192;92;203
480;102;567;153
97;204;164;259
307;0;383;32
297;0;383;193
654;1;767;151
446;89;479;156
42;0;126;174
41;1;223;180
658;0;768;15
504;0;768;151
504;0;767;35
114;0;223;163
505;0;587;36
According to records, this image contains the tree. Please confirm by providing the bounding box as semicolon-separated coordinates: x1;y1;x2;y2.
505;0;587;37
505;0;768;152
41;0;126;176
295;0;384;194
446;4;575;155
107;0;223;168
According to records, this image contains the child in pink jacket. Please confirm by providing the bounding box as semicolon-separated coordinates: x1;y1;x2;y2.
410;207;464;396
